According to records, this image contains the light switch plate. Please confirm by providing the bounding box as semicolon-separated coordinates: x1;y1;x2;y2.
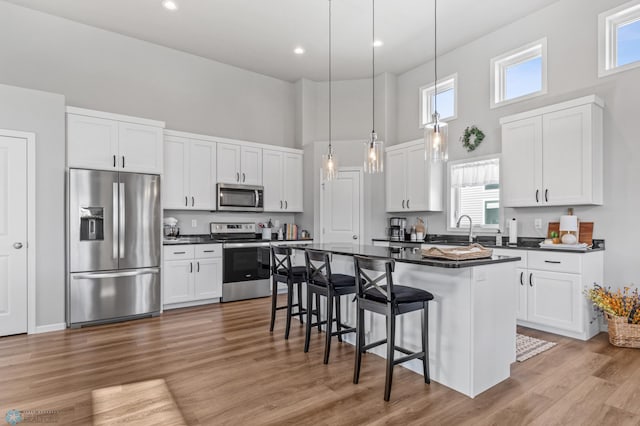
191;219;197;228
534;218;542;229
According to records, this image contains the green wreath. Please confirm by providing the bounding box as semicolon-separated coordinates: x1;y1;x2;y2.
461;126;485;152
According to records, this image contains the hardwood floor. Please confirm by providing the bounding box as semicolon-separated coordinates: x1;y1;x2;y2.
1;297;639;425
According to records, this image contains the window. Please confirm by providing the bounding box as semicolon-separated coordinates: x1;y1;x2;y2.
448;157;500;230
419;73;457;128
599;0;640;77
490;39;547;108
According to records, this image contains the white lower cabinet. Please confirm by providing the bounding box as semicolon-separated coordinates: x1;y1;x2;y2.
163;244;222;308
495;248;603;340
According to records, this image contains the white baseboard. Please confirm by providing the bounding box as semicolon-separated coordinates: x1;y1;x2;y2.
33;323;66;334
164;298;220;310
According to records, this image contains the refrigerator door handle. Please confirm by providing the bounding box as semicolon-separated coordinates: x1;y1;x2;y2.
113;182;118;259
72;268;161;280
119;182;125;259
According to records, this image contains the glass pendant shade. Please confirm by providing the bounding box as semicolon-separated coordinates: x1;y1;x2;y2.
364;131;384;173
322;146;338;181
425;118;448;162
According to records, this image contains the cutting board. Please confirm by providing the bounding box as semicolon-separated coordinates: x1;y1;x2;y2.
547;221;593;245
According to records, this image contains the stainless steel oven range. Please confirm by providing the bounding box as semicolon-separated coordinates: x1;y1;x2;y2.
210;222;271;302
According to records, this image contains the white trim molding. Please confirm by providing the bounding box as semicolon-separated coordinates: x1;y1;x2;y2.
66;106;166;128
419;73;458;128
34;323;66;334
490;38;548;109
598;0;640;78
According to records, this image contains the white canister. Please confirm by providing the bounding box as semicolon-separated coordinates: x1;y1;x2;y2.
262;228;272;240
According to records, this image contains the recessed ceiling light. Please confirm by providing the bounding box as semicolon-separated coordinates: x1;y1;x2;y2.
162;0;178;11
294;47;305;55
373;40;384;47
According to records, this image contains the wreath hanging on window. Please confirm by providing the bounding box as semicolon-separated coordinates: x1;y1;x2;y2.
460;126;485;152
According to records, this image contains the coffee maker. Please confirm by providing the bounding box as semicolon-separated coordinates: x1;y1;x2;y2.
388;217;407;241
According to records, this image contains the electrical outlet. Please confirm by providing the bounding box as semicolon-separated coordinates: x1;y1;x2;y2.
191;219;197;228
534;218;542;229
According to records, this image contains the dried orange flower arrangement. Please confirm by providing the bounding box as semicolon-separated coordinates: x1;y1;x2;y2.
585;284;640;324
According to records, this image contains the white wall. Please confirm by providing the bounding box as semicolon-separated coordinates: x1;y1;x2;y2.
0;83;66;327
0;1;296;147
395;0;640;287
164;211;297;236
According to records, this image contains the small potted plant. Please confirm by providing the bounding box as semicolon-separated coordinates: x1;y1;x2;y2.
585;284;640;348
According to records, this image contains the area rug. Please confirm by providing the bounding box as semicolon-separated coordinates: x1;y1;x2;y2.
516;333;557;362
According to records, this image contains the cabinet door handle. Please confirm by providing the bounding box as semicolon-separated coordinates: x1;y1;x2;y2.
197;261;200;272
545;189;549;202
113;155;117;168
185;196;188;207
535;189;539;203
203;250;215;253
402;200;405;209
407;199;410;209
236;172;240;182
544;260;561;264
190;262;193;273
173;251;186;255
280;200;283;209
122;156;125;168
285;200;288;209
519;271;524;286
529;273;533;287
242;172;246;182
191;196;195;207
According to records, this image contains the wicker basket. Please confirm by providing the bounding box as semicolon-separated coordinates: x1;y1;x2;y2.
606;314;640;348
421;243;493;261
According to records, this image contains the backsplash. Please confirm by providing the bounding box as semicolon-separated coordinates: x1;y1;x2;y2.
164;210;299;235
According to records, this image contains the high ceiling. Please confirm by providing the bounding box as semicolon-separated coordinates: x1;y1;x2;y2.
6;0;561;82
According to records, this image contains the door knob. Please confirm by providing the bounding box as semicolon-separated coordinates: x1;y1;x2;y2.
352;235;358;240
13;242;23;249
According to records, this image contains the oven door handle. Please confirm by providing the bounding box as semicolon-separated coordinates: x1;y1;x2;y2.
255;190;259;208
223;242;271;249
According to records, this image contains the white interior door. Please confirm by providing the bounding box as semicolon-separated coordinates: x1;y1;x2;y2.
0;135;28;336
321;169;362;243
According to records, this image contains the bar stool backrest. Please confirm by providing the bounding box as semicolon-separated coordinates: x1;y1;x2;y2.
353;256;395;303
271;245;293;277
305;249;332;286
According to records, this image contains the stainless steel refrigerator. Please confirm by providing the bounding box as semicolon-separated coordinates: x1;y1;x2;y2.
67;169;161;327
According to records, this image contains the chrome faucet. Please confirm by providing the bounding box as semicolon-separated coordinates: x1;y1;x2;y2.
456;215;474;243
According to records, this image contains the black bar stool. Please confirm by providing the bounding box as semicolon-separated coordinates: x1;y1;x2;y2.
270;246;307;340
304;249;357;364
352;255;434;401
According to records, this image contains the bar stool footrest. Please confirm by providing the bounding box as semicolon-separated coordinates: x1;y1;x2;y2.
331;327;356;337
393;350;425;366
362;338;387;352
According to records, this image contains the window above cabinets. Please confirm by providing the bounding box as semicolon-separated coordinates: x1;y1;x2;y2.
599;0;640;77
448;157;500;231
490;38;547;108
419;73;457;128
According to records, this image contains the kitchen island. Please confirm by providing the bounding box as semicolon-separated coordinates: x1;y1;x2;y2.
285;243;521;398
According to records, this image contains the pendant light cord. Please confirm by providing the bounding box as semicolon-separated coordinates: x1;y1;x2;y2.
433;0;438;124
329;0;332;152
371;0;375;136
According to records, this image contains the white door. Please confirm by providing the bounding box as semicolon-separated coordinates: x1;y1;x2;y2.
216;143;241;184
189;140;217;210
163;260;193;305
67;114;119;171
542;105;591;206
322;169;362;243
240;146;262;185
262;150;284;211
501;116;543;207
163;136;189;209
0;135;28;336
527;270;582;332
405;143;428;211
283;152;303;211
385;149;407;212
118;122;163;174
194;258;222;300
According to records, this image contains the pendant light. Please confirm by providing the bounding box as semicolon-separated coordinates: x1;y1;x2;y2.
322;0;338;181
364;0;383;174
425;0;448;162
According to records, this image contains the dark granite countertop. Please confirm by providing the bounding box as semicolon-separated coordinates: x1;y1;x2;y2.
372;235;605;253
282;243;521;269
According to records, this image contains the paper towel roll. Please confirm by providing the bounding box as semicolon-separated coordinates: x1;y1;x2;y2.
509;218;518;245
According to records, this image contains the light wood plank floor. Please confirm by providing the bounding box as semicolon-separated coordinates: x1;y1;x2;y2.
1;297;639;425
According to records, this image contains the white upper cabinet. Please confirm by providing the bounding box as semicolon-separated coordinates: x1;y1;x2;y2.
216;142;262;185
67;107;164;174
385;140;443;212
163;132;216;210
262;149;303;212
501;95;604;207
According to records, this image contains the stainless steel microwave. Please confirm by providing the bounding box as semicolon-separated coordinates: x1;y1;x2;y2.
217;183;264;212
